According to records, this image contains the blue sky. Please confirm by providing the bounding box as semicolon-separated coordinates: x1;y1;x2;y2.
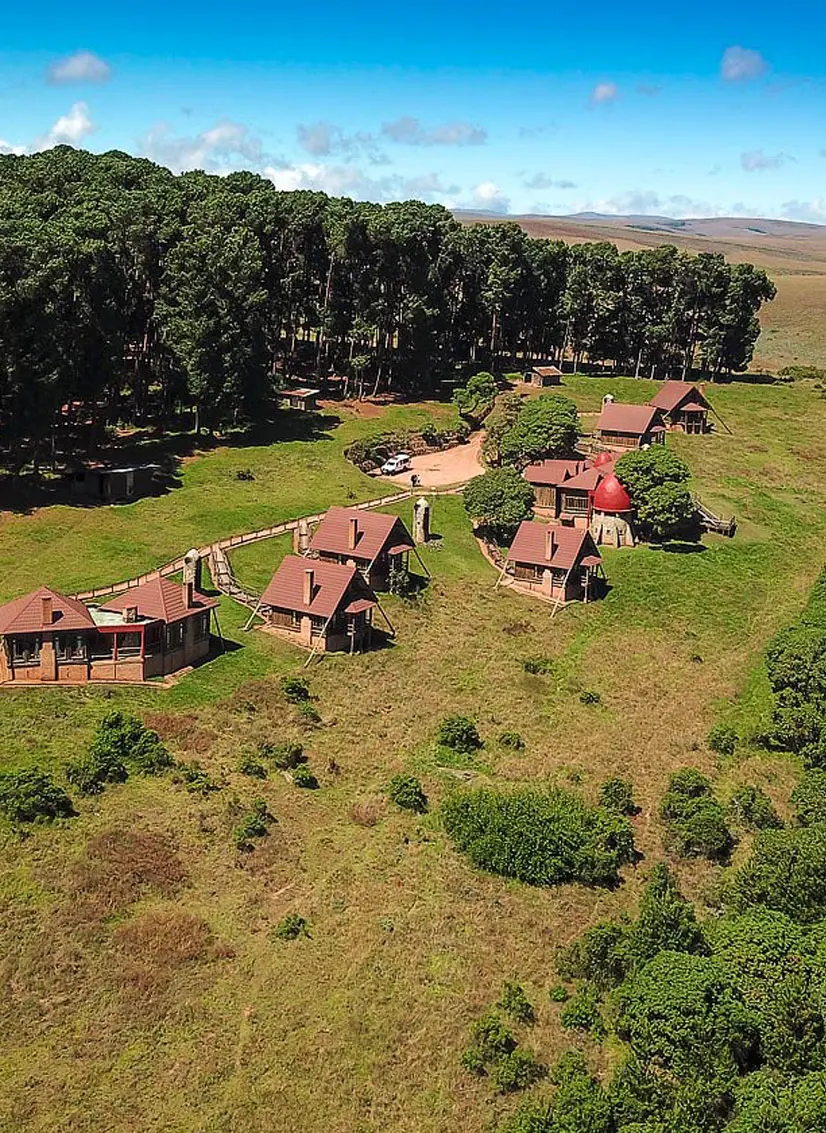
2;0;825;221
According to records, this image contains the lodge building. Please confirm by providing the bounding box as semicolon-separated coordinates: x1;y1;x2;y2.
505;522;604;604
308;506;417;590
260;556;378;653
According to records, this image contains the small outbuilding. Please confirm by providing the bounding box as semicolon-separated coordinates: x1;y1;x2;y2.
70;463;161;503
261;556;378;653
505;522;604;604
308;506;418;590
648;381;712;434
525;365;563;388
595;403;666;450
281;387;320;412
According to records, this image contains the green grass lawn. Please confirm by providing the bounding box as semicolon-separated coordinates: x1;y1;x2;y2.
0;379;823;1133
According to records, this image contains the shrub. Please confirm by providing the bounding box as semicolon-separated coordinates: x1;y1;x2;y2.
522;656;554;675
463;468;536;542
791;769;826;825
728;823;826;923
728;784;782;830
498;730;526;751
498;980;535;1023
599;777;637;815
560;986;605;1035
387;774;428;814
461;1010;517;1075
435;714;482;754
579;690;601;706
708;723;738;757
452;371;497;421
274;913;310;940
281;676;311;703
660;769;734;861
65;749;128;795
291;764;319;789
557;919;631;991
442;785;634;888
549;984;570;1003
233;798;274;850
298;701;322;725
615;448;695;541
493;1049;547;1094
89;711;173;776
260;741;306;770
628;864;708;964
175;761;219;795
0;768;75;824
237;752;267;779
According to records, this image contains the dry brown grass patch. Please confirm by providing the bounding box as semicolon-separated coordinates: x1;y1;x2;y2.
143;711;215;754
350;797;385;827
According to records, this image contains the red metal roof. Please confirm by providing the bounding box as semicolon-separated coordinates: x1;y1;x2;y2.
649;381;710;414
262;555;377;619
507;521;602;572
597;402;664;436
559;466;605;492
532;366;562;377
593;473;633;512
101;577;218;624
592;451;615;467
0;586;96;635
523;459;587;487
309;506;414;562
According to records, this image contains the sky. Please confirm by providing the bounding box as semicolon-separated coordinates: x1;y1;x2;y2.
2;0;825;222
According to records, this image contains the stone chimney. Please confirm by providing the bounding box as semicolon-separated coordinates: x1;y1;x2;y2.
294;518;311;555
303;568;314;606
348;516;358;551
185;581;195;609
545;527;556;561
41;594;53;625
124;605;138;623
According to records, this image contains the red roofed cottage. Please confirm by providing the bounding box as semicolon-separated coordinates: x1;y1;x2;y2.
648;381;712;434
261;555;378;653
505;522;604;603
595;402;666;450
308;506;416;590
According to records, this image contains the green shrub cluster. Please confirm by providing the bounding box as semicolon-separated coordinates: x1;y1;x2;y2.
233;798;275;850
522;656;554;675
387;774;428;814
461;1009;545;1094
259;741;306;770
0;768;75;824
498;981;535;1024
498;730;526;751
175;760;219;795
660;768;734;860
442;785;634;887
615;447;695;542
291;764;319;789
237;751;268;778
560;985;605;1035
791;769;826;826
728;784;782;831
599;777;637;815
345;425;468;472
452;371;497;422
435;715;483;755
66;711;172;796
708;723;738;757
273;913;310;940
281;676;311;703
463;467;536;542
727;823;826;924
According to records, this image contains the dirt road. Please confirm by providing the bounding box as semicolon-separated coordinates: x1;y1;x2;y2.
384;431;485;488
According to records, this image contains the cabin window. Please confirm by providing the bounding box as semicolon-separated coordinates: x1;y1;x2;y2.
310;617;326;638
193;611;210;641
88;632;114;660
55;633;87;662
561;494;588;514
118;631;142;657
10;635;42;665
144;624;163;655
165;622;185;651
513;564;542;581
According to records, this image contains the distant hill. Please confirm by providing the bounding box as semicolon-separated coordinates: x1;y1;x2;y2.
453;211;826;372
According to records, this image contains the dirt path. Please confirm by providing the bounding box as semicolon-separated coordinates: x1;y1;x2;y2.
384;432;485;488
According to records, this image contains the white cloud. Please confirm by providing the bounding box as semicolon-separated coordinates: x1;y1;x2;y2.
381;116;487;146
523;173;577;191
263;161;459;204
48;50;111;85
590;82;619;105
581;190;719;217
140;119;264;172
469;180;510;214
779;200;826;225
0;138;27;156
38;102;95;149
721;46;768;82
295;121;388;164
740;149;795;171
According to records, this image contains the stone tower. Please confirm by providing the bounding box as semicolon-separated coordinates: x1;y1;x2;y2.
413;497;431;545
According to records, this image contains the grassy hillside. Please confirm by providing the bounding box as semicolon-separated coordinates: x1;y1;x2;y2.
0;378;823;1131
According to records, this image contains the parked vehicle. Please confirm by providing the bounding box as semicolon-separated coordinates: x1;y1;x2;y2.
380;453;412;475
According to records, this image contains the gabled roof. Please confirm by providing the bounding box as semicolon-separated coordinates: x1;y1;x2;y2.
0;586;96;635
559;466;606;492
309;506;414;562
100;577;218;624
262;556;377;620
597;402;664;436
507;521;601;572
523;459;587;487
649;381;710;414
531;365;562;377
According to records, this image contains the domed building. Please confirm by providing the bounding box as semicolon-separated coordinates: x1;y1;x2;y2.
590;473;635;548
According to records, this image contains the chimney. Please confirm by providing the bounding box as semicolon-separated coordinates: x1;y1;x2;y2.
545;527;556;561
41;595;53;625
303;568;314;606
124;605;138;623
348;516;358;551
185;581;195;609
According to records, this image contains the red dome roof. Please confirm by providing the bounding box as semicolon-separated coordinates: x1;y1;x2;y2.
593;473;632;513
592;451;614;467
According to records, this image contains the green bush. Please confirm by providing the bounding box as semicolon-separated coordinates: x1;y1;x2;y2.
497;393;579;468
498;980;535;1023
628;864;708;964
557;919;631;991
463;467;536;542
791;769;826;825
522;656;554;675
237;752;267;779
660;769;734;861
549;984;570;1003
298;701;322;725
0;768;75;824
579;689;601;706
728;823;826;923
498;730;526;751
291;764;319;789
493;1049;547;1094
273;913;310;940
281;675;311;703
708;723;738;757
233;798;274;850
175;760;219;795
387;774;428;814
461;1010;516;1076
599;777;637;815
65;748;128;795
560;986;605;1035
435;714;482;754
88;711;172;776
260;741;306;770
442;785;634;888
615;448;695;541
728;784;782;830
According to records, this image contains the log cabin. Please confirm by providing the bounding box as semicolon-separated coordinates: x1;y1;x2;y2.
525;365;563;388
308;506;415;590
648;381;712;434
0;579;217;685
261;556;378;653
523;453;616;528
505;522;603;603
595;402;666;449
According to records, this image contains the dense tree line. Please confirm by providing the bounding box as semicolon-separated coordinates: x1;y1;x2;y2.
0;147;775;472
